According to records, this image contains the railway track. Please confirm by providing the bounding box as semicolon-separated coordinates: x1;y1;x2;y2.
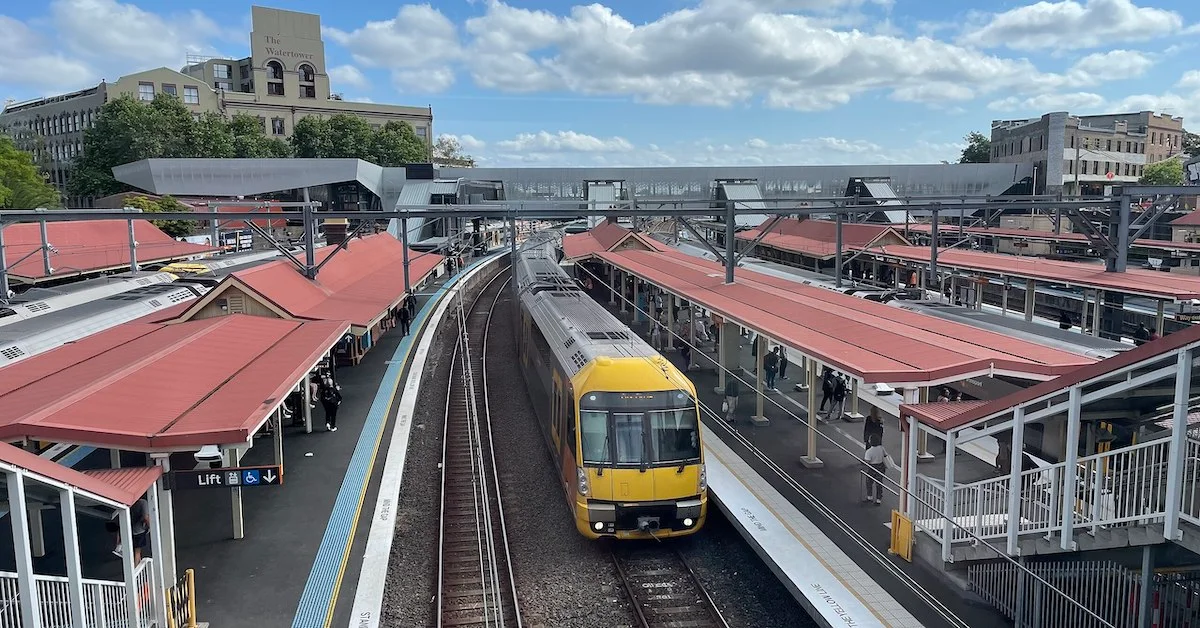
437;271;522;628
613;547;729;628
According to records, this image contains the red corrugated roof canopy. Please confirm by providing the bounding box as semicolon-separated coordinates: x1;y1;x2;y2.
863;244;1200;300
590;247;1094;385
0;314;350;450
224;233;443;329
1;220;217;282
737;218;908;259
0;441;160;507
898;223;1200;254
562;223;667;261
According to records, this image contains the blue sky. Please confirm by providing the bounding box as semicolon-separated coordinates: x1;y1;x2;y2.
2;0;1199;166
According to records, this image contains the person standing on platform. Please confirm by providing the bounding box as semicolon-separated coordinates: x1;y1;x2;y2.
830;375;847;419
398;305;411;337
650;318;663;351
1058;310;1073;330
680;343;692;371
764;346;780;392
724;376;740;422
320;377;343;432
778;346;789;380
864;407;884;453
819;367;835;412
863;435;887;505
1134;323;1151;346
406;294;416;318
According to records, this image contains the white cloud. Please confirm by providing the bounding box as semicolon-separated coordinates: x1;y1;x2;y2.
328;65;369;90
52;0;227;67
323;4;460;92
393;68;455;94
344;96;374;103
961;0;1184;51
452;1;1067;111
439;133;486;152
467;130;958;167
1067;50;1155;81
988;92;1107;112
0;15;93;93
1178;70;1200;90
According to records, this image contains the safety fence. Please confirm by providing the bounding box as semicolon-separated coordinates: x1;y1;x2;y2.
165;569;198;628
913;437;1200;552
968;560;1200;628
0;557;156;627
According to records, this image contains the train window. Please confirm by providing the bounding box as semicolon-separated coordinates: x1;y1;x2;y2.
614;413;645;464
647;409;700;463
580;411;609;464
567;399;577;455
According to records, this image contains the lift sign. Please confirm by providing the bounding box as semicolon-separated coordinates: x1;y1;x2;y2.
168;465;282;490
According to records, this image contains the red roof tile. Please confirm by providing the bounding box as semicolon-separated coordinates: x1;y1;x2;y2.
562;224;667;261
1171;211;1200;226
182;201;288;230
81;467;163;506
228;234;443;328
593;247;1094;384
1;220;217;282
901;323;1200;432
0;315;349;450
0;441;160;507
737;219;909;259
898;223;1200;254
864;244;1200;300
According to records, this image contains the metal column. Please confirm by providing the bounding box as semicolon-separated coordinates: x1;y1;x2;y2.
154;456;178;582
1164;349;1193;541
835;211;844;288
0;223;9;304
753;335;766;423
941;431;957;562
800;361;822;467
930;209;940;299
127;219;139;272
303;372;314;434
228;448;244;540
118;506;138;623
7;471;40;627
147;484;168;627
724;201;736;284
400;217;411;295
1059;386;1082;551
1006;407;1026;556
1138;545;1155;628
1155;300;1165;336
39;220;52;277
1024;279;1036;322
59;488;87;628
1091;290;1103;337
273;407;284;476
302;188;316;279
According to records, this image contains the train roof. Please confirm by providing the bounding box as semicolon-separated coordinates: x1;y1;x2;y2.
0;283;202;367
524;289;662;378
0;271;178;328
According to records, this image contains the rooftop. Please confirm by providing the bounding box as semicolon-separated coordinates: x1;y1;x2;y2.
0;314;349;450
0;441;160;507
736;218;908;259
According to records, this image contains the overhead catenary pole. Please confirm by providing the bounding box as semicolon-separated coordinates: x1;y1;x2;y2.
302;188;316;279
400;217;411;295
835;208;844;288
724;201;735;284
929;208;939;300
127;219;139;272
0;223;10;304
39;219;52;277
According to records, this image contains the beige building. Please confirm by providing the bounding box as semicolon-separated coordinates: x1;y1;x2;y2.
0;5;433;205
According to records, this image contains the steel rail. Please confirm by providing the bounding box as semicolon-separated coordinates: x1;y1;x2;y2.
611;547;729;628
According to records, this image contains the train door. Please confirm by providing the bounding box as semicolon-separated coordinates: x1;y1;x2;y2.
563;384;579;503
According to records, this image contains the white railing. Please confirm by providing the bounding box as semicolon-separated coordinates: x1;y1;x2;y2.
0;558;156;628
915;438;1196;553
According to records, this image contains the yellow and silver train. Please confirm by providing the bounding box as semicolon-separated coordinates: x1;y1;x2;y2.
513;233;707;539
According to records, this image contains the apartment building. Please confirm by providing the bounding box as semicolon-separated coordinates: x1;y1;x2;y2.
0;6;433;205
990;111;1185;195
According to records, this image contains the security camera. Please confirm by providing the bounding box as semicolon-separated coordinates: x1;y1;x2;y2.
193;445;223;468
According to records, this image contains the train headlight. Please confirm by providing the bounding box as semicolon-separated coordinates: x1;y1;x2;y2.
698;464;707;493
594;521;604;531
683;518;694;527
577;467;589;496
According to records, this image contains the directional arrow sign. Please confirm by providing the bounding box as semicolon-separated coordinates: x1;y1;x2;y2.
169;465;283;490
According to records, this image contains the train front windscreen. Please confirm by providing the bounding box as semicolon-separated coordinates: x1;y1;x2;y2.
578;390;700;468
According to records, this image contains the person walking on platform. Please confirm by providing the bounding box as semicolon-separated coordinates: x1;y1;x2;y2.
778;346;789;380
1058;310;1073;331
863;435;887;505
864;408;884;452
680;344;692;371
407;294;416;318
819;368;835;412
320;377;343;432
650;318;663;351
764;347;780;392
830;375;847;420
723;376;740;422
398;305;411;337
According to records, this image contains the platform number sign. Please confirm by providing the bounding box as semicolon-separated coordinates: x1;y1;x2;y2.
169;465;283;490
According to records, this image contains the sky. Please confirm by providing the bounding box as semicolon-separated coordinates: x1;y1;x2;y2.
2;0;1199;168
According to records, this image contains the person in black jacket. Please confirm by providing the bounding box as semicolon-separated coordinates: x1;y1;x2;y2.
819;368;835;411
863;407;885;453
398;305;411;336
320;377;343;432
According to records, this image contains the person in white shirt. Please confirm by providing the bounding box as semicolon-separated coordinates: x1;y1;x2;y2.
863;435;887;505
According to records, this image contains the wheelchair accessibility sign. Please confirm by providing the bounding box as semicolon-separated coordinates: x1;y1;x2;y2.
170;465;283;490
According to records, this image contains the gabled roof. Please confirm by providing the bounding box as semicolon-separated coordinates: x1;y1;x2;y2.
562;223;667;261
176;234;443;329
0;314;350;450
1171;211;1200;227
2;220;217;282
901;322;1200;432
0;441;160;507
736;218;909;259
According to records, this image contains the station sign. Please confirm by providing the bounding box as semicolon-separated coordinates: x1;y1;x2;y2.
168;465;282;490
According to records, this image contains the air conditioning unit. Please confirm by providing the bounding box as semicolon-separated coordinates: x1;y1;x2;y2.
874;383;895;396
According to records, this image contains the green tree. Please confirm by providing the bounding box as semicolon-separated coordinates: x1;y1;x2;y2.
1184;131;1200;156
432;135;476;167
290;115;332;158
327;114;374;159
228;114;292;158
125;194;192;238
1139;159;1184;185
186;112;236;159
959;131;991;164
372;121;429;166
0;133;60;208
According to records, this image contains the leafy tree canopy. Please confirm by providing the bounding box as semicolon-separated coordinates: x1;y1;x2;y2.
1139;159;1184;186
125;194;192;238
291;114;428;165
959;131;991;164
433;135;477;167
372;121;428;167
0;133;60;208
1183;131;1200;157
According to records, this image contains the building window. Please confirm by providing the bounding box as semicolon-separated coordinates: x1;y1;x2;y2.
138;82;155;101
214;64;231;79
298;63;315;83
268;82;285;96
183;86;200;104
215;81;232;91
1066;160;1073;174
300;84;315;98
416;126;427;140
163;84;177;97
267;60;284;80
271;117;285;135
1151;132;1157;144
